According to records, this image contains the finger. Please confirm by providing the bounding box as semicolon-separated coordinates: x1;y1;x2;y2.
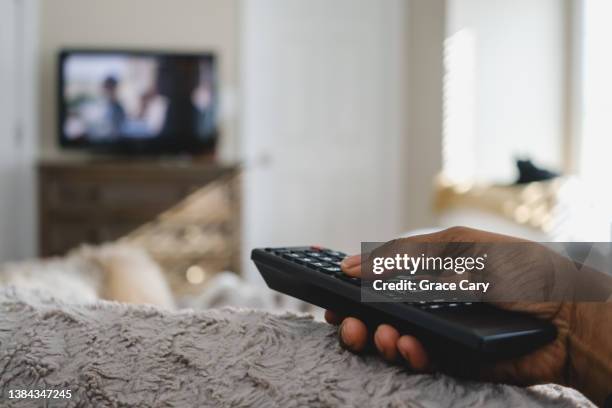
374;324;400;361
339;317;368;353
397;335;430;371
343;264;362;278
341;254;362;277
324;310;344;325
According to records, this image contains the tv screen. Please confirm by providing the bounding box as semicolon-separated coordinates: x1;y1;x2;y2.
59;49;218;154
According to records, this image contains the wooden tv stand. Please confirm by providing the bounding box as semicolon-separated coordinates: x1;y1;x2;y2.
38;157;241;293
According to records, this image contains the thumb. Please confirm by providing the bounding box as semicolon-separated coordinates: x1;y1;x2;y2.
341;254;363;277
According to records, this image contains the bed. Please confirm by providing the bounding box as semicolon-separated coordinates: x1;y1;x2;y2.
0;285;592;407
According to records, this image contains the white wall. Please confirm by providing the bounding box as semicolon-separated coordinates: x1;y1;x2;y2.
0;0;39;262
38;0;240;161
574;0;612;240
0;0;19;263
579;0;612;181
404;0;446;230
445;0;567;183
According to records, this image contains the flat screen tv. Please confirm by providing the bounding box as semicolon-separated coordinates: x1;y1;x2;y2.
58;49;218;154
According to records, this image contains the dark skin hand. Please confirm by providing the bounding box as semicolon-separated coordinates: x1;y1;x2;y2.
325;227;612;406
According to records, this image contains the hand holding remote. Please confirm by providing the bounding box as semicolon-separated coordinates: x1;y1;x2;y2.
326;227;612;406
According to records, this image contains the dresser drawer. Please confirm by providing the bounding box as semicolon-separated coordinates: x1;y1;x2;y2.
44;180;197;210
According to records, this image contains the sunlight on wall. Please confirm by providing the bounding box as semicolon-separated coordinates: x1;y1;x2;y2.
443;0;564;184
581;0;612;179
442;28;476;185
578;0;612;240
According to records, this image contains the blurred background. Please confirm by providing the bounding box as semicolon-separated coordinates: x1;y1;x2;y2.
0;0;610;307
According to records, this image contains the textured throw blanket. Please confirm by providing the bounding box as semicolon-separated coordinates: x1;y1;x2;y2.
0;288;592;407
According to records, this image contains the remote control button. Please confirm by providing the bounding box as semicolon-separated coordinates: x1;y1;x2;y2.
310;262;331;268
295;257;315;264
320;266;342;275
306;251;324;258
325;250;346;258
283;253;302;260
319;256;335;262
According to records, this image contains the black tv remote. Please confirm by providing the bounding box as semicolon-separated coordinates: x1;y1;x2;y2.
251;246;556;362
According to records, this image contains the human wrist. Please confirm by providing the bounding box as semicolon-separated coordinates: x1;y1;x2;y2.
566;302;612;406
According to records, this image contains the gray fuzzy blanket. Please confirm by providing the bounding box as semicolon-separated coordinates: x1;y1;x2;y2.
0;288;592;407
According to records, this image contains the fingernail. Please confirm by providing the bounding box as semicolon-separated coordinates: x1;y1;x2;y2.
341;254;361;269
338;322;350;349
397;340;414;371
373;330;383;354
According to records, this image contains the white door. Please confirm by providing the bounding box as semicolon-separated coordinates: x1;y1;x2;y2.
242;0;407;279
0;0;38;262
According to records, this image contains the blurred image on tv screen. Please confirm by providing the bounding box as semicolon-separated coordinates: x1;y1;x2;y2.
62;53;217;145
